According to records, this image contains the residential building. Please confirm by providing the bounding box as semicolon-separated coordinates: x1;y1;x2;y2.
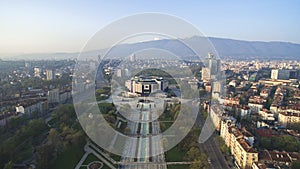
47;89;59;104
224;97;240;105
220;117;236;147
210;104;225;131
248;96;266;113
259;108;275;121
234;138;258;169
237;105;251;117
59;90;71;103
220;118;258;169
278;111;300;128
15;101;43;115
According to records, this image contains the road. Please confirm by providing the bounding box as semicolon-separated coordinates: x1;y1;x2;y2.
199;135;230;169
197;111;231;169
119;100;167;169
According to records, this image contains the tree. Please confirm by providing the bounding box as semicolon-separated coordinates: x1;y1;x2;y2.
220;144;230;155
260;137;272;150
178;128;198;152
36;144;54;169
190;154;208;169
290;123;300;132
260;135;300;152
216;136;230;155
48;128;62;152
7;115;27;130
185;146;201;161
291;161;300;169
3;161;14;169
98;103;116;114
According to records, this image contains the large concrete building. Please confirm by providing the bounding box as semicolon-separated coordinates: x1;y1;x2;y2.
202;53;223;99
34;67;42;77
271;69;290;80
130;54;136;62
201;67;211;82
46;69;56;80
289;69;300;80
202;53;221;81
212;81;222;99
125;76;168;96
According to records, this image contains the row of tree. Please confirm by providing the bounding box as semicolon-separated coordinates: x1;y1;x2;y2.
37;104;86;169
259;135;300;152
0;104;87;169
0;118;48;168
180;127;208;169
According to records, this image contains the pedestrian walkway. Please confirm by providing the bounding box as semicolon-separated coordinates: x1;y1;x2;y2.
74;142;117;169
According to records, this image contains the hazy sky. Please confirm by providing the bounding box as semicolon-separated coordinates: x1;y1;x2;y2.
0;0;299;53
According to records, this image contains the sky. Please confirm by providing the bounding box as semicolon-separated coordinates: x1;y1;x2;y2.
0;0;299;53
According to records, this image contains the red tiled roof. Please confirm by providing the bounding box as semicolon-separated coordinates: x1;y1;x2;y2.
230;126;243;138
237;138;257;153
255;128;279;137
269;151;291;163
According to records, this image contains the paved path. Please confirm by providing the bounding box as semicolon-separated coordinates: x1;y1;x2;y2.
119;100;167;169
89;147;116;169
75;143;117;169
88;142;117;164
75;144;91;169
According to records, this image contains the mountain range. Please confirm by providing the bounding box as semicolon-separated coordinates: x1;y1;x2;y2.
2;36;300;61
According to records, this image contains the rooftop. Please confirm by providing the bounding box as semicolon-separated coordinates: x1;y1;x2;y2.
237;138;257;153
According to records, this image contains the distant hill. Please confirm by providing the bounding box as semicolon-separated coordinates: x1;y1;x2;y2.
208;37;300;60
2;36;300;60
97;36;300;60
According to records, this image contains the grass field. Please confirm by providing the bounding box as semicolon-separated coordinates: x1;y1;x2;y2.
165;146;186;162
82;154;99;165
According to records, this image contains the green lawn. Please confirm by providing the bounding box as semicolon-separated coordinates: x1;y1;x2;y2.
50;145;85;169
102;165;111;169
165;147;186;162
82;154;100;165
79;153;111;169
167;164;190;169
160;121;174;132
